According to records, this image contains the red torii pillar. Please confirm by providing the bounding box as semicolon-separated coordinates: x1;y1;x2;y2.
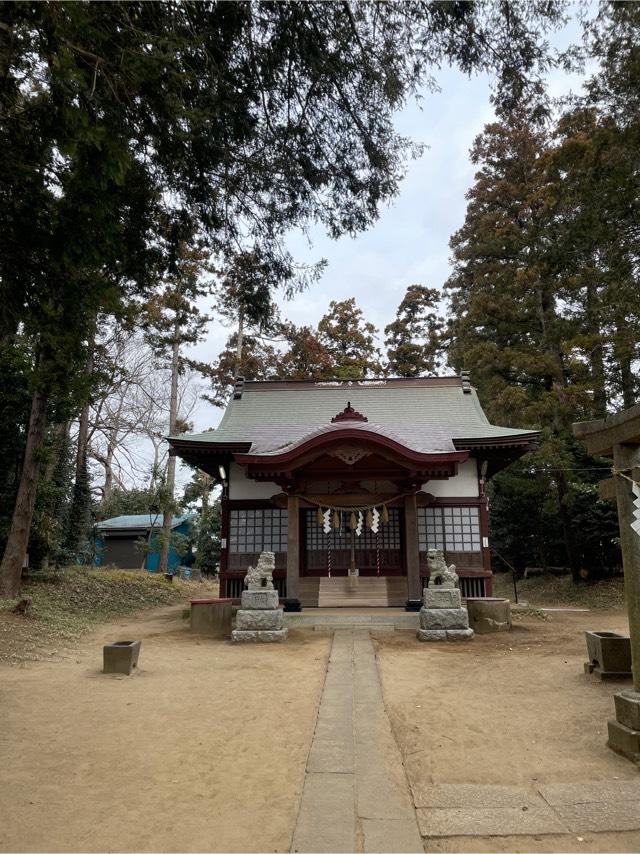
574;404;640;763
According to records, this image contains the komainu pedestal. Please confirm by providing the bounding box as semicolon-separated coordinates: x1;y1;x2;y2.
417;550;473;642
231;551;288;643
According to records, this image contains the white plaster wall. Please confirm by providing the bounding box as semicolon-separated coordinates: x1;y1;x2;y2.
228;462;281;500
422;459;479;498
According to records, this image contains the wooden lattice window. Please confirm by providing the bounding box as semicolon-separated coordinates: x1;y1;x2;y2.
229;508;288;553
417;506;481;553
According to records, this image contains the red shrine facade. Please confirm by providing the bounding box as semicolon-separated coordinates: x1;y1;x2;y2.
170;375;539;609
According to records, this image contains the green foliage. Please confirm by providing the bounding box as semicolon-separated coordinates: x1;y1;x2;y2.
317;298;382;379
204;332;283;406
0;0;567;590
0;341;34;549
180;470;220;574
444;15;639;578
385;285;443;377
279;325;335;382
94;488;163;522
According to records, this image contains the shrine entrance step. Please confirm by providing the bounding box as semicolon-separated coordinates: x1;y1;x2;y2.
316;576;407;608
285;608;418;631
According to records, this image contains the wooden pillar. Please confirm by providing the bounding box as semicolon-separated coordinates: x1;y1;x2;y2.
286;495;300;604
613;444;640;692
404;494;422;604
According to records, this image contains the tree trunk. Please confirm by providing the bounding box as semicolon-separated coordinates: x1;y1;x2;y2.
44;421;70;481
585;278;607;418
0;387;49;597
66;330;96;558
234;304;244;379
614;319;636;409
536;284;581;581
157;323;180;575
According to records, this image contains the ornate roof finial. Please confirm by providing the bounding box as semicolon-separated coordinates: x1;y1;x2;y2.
331;401;368;423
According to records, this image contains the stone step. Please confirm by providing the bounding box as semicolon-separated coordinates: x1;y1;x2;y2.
317;576;408;607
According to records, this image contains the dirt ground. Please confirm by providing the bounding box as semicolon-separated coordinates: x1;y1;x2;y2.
0;606;330;853
374;608;640;853
3;605;640;854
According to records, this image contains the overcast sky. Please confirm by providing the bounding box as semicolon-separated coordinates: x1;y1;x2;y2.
178;5;594;466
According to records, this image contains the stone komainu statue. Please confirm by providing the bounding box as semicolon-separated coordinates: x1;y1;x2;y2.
427;548;459;589
244;550;275;590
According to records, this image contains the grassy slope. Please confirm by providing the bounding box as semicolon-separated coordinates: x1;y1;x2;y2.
492;571;625;609
0;566;218;664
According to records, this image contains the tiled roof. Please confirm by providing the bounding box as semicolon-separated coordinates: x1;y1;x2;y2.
171;377;539;454
95;513;194;532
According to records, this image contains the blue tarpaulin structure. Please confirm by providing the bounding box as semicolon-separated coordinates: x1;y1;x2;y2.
94;513;195;571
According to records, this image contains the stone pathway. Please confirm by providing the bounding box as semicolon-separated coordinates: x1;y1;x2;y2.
414;780;640;838
291;629;640;853
291;629;423;853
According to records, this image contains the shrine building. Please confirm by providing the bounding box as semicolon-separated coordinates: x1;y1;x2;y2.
169;374;539;609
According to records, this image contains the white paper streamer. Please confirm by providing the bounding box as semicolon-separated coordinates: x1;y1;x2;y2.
632;482;640;537
323;508;332;534
371;507;380;534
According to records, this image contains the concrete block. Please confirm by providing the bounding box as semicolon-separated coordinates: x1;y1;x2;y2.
241;589;279;610
467;597;511;633
412;783;540;810
585;631;632;676
291;771;356;853
416;629;447;642
419;607;469;630
607;718;640;763
416;805;564;837
235;608;284;631
445;628;475;640
103;640;141;675
615;690;640;730
417;628;474;642
230;627;288;643
539;780;640;806
423;588;461;609
361;819;423;853
190;598;233;637
549;798;640;833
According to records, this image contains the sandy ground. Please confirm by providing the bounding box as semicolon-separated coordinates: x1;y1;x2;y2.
4;605;640;854
374;609;640;853
0;606;330;853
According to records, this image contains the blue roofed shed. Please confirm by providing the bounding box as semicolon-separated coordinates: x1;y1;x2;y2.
94;513;195;572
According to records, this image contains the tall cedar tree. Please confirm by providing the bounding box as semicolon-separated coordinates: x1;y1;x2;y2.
279;325;335;381
0;1;565;594
385;285;443;376
143;243;211;576
317;298;382;379
446;110;585;579
215;250;285;379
